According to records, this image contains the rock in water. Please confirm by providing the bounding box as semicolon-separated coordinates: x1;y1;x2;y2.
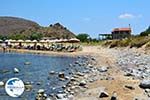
38;89;45;94
0;81;4;87
65;76;70;80
36;89;47;100
58;72;65;79
25;84;32;91
46;98;51;100
56;93;67;99
139;80;150;89
76;72;84;76
99;90;109;98
49;71;55;74
24;62;31;65
13;68;19;73
0;69;10;74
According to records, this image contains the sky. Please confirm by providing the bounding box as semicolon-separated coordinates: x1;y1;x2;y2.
0;0;149;38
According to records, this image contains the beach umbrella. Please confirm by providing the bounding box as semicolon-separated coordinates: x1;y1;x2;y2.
32;40;38;43
69;38;80;43
45;40;51;43
25;40;32;43
39;40;47;43
48;40;55;43
0;39;3;42
6;39;16;43
49;40;55;43
62;39;69;43
11;40;16;42
52;39;60;43
57;39;64;43
17;39;24;42
58;39;65;43
8;39;12;42
5;40;9;42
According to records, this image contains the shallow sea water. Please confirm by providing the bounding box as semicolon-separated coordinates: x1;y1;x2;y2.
0;52;80;100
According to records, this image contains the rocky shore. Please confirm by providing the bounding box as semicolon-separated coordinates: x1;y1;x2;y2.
115;48;150;99
73;47;150;100
35;55;108;100
0;46;150;100
34;47;150;100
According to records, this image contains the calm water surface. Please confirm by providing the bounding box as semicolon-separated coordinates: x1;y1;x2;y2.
0;52;80;100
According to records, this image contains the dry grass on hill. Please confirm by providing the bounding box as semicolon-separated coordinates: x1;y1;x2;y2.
102;36;150;48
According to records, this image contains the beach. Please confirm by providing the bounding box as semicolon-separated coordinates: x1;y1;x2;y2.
1;46;150;100
74;46;150;100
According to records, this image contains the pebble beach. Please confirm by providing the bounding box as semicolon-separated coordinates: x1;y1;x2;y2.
0;46;150;100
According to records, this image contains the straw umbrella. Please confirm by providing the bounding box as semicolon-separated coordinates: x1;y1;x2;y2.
0;39;3;43
39;40;47;43
32;40;38;43
69;38;80;43
17;39;24;42
5;40;9;42
25;40;32;43
11;40;16;42
17;40;24;47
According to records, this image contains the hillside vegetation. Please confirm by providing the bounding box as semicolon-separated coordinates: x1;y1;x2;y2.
0;16;75;40
102;36;150;49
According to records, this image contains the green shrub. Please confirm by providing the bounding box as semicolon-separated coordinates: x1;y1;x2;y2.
130;37;150;48
101;40;113;47
118;39;131;47
101;36;150;48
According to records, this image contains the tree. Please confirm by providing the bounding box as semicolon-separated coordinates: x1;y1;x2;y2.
29;32;43;40
76;33;90;42
0;35;8;40
140;26;150;36
8;34;27;40
140;32;148;36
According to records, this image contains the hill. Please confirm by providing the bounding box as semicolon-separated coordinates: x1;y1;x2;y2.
0;16;40;36
38;23;76;39
0;16;76;39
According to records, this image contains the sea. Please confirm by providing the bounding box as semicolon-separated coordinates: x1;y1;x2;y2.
0;52;81;100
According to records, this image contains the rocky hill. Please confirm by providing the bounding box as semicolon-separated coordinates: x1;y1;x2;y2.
0;17;40;35
0;16;76;39
38;23;76;39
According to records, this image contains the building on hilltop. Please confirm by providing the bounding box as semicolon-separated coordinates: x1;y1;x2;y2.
112;28;131;39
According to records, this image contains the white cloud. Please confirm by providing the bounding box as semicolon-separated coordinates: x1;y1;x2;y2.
119;13;135;19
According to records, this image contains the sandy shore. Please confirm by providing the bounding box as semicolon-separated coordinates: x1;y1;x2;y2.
1;46;150;100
